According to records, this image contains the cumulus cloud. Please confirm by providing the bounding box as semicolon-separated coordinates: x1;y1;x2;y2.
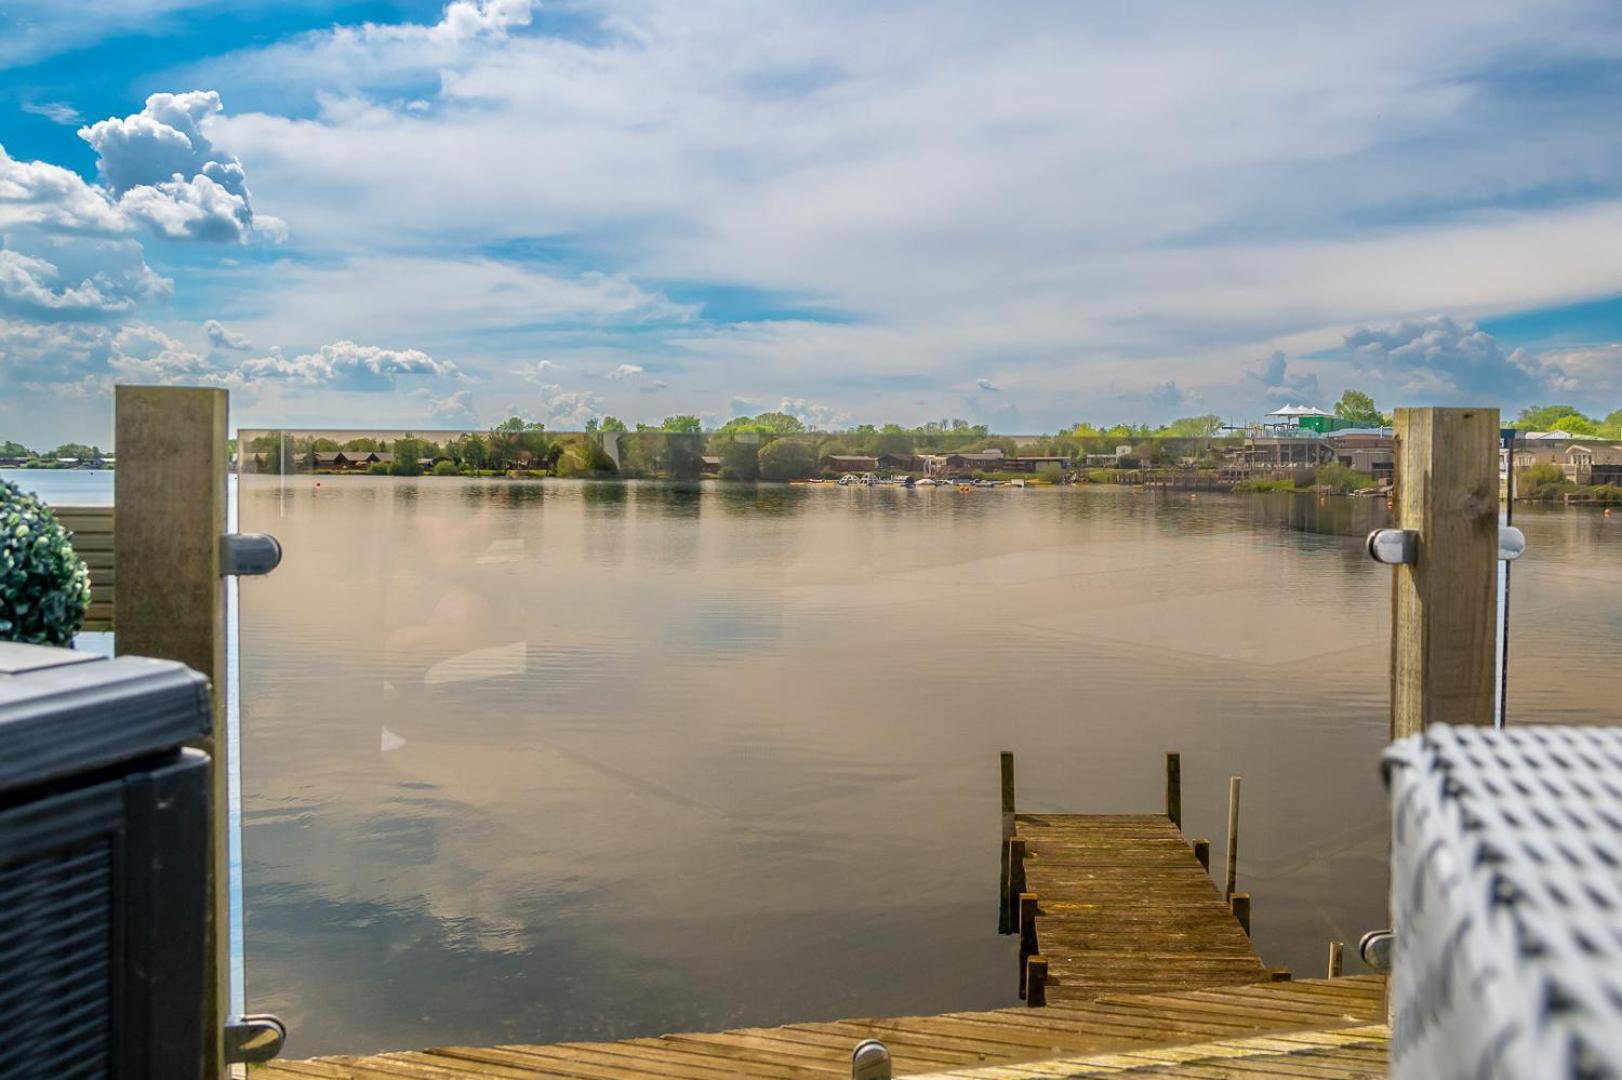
0;145;127;234
532;383;604;428
607;363;644;381
774;397;853;431
106;324;211;381
1343;315;1565;402
203;319;251;350
418;387;480;425
1149;380;1199;409
1248;349;1321;405
78;91;284;243
235;340;456;390
0;248;168;320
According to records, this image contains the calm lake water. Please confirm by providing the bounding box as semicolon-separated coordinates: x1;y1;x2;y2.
11;468;1619;1056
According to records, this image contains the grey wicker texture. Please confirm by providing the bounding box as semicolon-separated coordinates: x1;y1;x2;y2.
1386;724;1622;1080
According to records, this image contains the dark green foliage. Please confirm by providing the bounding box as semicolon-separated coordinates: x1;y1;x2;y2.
0;480;90;646
757;438;819;480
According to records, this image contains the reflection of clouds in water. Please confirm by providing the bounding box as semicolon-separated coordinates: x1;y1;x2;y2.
240;476;1505;1055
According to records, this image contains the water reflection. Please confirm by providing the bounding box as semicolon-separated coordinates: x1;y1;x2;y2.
237;477;1614;1058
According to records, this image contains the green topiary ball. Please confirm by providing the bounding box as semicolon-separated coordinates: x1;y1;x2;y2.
0;479;92;646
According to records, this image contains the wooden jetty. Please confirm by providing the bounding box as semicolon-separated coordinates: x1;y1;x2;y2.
257;976;1386;1078
1002;753;1272;1006
257;751;1374;1078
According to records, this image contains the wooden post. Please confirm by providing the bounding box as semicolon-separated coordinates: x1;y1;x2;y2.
115;386;230;1077
1000;751;1016;840
1390;407;1500;738
1230;892;1251;936
1191;838;1211;873
1327;940;1344;979
1001;836;1027;935
1223;775;1241;901
1025;956;1048;1007
1017;893;1038;998
998;751;1016;935
1269;967;1292;982
1165;751;1182;832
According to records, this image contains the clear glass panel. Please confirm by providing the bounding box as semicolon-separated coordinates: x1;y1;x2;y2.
237;428;1397;1058
1505;436;1622;723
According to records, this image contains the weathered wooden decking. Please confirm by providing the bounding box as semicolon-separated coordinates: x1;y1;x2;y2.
258;976;1386;1078
1011;813;1270;1003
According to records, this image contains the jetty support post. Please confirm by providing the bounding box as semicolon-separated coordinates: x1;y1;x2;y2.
1017;893;1038;998
1327;940;1345;979
1389;407;1501;738
1223;775;1242;901
114;386;230;1076
1231;892;1251;936
1025;956;1048;1008
1191;838;1211;873
1165;751;1182;832
998;751;1016;933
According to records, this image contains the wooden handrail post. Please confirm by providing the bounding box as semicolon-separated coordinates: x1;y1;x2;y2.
998;751;1016;934
1390;407;1500;737
115;386;229;1077
1165;751;1182;832
1222;775;1241;901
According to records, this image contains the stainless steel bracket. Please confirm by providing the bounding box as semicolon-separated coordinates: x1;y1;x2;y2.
220;533;283;576
225;1013;287;1064
1366;526;1525;566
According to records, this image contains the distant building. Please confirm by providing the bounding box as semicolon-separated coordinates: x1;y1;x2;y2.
822;454;880;473
700;455;722;475
1325;429;1395;480
1563;444;1622;485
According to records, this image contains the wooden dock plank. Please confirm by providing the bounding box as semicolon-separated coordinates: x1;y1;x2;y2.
1013;811;1269;1002
256;977;1386;1079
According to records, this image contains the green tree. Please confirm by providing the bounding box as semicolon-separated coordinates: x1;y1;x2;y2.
1550;413;1600;437
391;435;426;476
0;440;33;458
1158;415;1223;438
717;437;761;480
432;459;459;476
1604;410;1622;439
757;438;819;480
1333;390;1385;427
454;433;488;470
600;416;628;432
1514;404;1584;431
661;415;703;434
343;437;379;451
311;437;341;452
51;443;99;462
721;411;804;435
584;418;600;433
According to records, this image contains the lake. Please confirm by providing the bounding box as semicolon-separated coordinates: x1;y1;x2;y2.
11;467;1620;1057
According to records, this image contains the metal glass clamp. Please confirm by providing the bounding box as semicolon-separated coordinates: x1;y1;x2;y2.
853;1038;892;1080
220;533;283;576
1366;526;1525;566
1358;928;1392;973
225;1014;287;1064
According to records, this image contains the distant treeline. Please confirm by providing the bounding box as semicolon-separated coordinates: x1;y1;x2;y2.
241;414;1242;482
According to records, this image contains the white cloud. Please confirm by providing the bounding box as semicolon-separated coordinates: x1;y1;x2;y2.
418;387;480;425
975;377;1001;392
532;383;604;428
1342;315;1564;402
21;101;82;125
107;324;211;381
1248;350;1322;405
79;91;282;242
235;340;456;390
0;249;162;319
773;397;853;431
203;318;251;350
0;145;127;234
607;363;644;381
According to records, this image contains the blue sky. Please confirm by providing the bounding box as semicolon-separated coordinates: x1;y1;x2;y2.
4;0;1622;443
